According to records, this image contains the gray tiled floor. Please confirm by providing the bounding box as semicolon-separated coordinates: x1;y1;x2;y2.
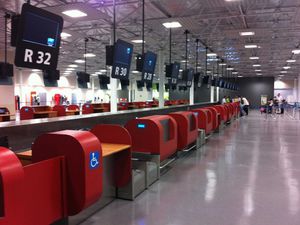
81;112;300;225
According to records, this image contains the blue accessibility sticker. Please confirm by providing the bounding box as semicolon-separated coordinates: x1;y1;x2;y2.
89;151;100;169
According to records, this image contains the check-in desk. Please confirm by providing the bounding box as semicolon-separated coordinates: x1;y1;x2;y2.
20;106;58;120
191;108;213;136
82;103;94;114
169;111;198;151
204;107;220;132
1;130;103;225
125;115;178;187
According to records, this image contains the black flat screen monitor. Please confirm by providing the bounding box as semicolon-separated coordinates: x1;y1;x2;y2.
111;39;133;80
14;3;63;70
120;79;130;90
142;51;157;83
136;80;144;90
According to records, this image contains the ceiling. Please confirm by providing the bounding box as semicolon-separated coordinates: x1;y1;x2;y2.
1;0;300;80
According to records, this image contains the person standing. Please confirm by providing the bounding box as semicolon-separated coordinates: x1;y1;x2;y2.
277;93;284;114
242;97;250;115
222;96;227;104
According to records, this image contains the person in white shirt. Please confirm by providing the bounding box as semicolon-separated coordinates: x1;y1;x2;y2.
242;97;250;115
222;96;227;104
277;93;284;114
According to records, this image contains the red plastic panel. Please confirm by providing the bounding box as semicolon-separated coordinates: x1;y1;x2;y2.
191;108;213;134
53;105;66;117
169;111;198;150
32;130;103;216
20;106;34;120
204;107;219;131
91;124;132;187
125;115;178;161
213;105;228;122
0;147;25;225
82;103;94;114
23;158;64;224
67;105;79;111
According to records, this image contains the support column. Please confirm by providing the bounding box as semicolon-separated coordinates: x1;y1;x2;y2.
189;80;194;105
210;87;215;103
216;87;220;102
110;27;117;113
158;50;165;108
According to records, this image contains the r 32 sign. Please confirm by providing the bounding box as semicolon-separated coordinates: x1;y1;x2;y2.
143;72;153;81
24;49;51;65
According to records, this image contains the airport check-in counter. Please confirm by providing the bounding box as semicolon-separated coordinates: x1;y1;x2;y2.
0;130;103;225
204;107;220;132
169;111;198;151
82;103;94;114
191;108;213;136
125;115;178;189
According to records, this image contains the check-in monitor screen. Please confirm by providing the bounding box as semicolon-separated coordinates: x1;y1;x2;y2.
22;12;60;48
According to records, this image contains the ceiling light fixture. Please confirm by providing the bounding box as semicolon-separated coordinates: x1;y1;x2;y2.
131;40;145;44
132;71;139;74
99;69;107;73
226;68;234;71
245;45;258;49
287;59;296;63
240;31;255;36
280;71;287;73
207;53;217;57
219;63;227;66
84;53;96;58
162;21;182;29
62;9;87;18
283;66;291;70
66;68;75;71
253;64;261;67
61;32;72;38
256;74;262;76
75;59;85;63
255;69;262;72
68;64;78;68
238;75;243;78
292;49;300;54
250;57;259;60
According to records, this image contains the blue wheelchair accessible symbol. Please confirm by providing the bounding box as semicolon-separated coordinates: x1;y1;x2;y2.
89;151;100;169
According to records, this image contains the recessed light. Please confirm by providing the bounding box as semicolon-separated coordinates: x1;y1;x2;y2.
292;49;300;54
226;68;234;70
240;31;255;36
238;75;243;78
84;53;96;58
287;59;296;63
250;57;259;60
283;66;291;70
66;68;75;71
245;45;258;49
132;71;139;74
162;21;182;29
99;69;107;73
61;32;72;38
253;64;261;67
232;72;238;74
62;9;87;18
207;53;217;57
68;64;78;68
206;71;212;74
255;69;262;72
280;71;287;73
131;40;145;44
181;60;189;63
32;69;40;72
75;59;85;63
256;73;262;76
219;63;227;66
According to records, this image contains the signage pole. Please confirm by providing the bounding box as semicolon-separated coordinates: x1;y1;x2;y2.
110;0;118;113
158;50;165;108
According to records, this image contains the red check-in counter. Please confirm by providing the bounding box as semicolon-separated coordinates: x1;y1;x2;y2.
191;108;213;135
0;130;103;225
125;115;178;162
169;111;198;150
204;107;220;131
212;105;228;123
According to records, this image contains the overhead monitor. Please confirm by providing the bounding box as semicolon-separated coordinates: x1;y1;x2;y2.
194;72;203;88
142;51;157;83
77;71;90;89
0;63;14;78
99;75;110;90
14;3;63;70
136;80;144;90
182;68;194;87
43;69;59;87
120;79;130;90
111;39;134;80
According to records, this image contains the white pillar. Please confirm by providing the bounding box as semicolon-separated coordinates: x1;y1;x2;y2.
158;50;165;108
110;29;118;113
298;76;300;102
189;81;194;105
210;86;214;103
216;87;220;102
